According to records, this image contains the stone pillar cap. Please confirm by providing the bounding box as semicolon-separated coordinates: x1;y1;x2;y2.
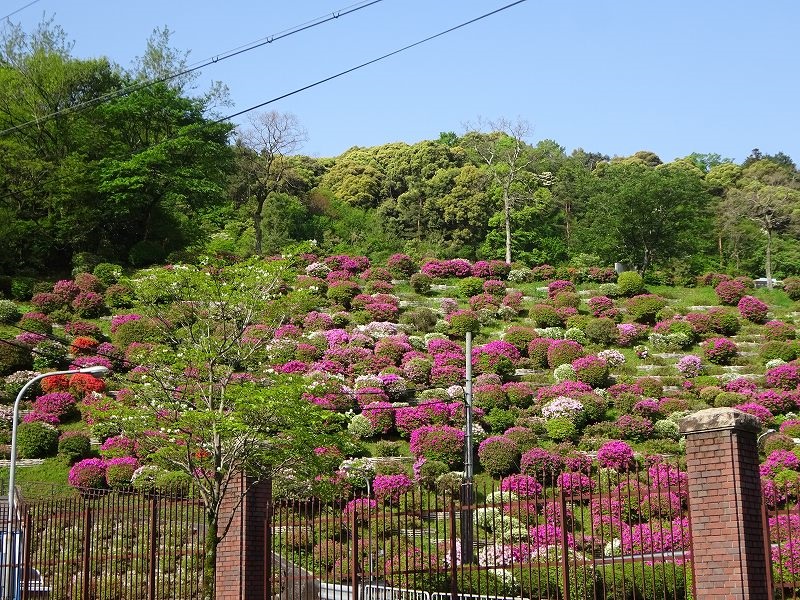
679;407;762;435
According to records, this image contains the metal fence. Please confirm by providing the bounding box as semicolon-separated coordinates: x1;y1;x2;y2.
765;480;800;599
267;461;694;600
3;484;206;600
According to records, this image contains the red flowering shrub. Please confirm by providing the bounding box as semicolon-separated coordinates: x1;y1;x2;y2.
68;458;107;490
361;402;394;434
69;336;99;356
31;292;63;314
68;373;106;395
40;374;69;393
74;272;103;292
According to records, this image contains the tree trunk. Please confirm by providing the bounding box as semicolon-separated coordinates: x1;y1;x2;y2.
204;513;218;600
253;198;265;256
504;194;512;264
766;228;773;290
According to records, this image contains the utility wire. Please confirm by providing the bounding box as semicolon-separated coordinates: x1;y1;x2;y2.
1;0;42;22
0;0;386;137
222;0;528;121
0;0;528;204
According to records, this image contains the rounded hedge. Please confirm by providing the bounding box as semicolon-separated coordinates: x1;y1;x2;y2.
58;431;92;463
617;271;644;296
477;435;520;478
18;421;59;459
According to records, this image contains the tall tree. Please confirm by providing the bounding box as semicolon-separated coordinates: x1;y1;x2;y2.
462;118;538;264
233;111;307;255
103;256;344;598
577;161;711;273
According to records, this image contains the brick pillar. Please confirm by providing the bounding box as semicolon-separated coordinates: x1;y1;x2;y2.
216;473;271;600
680;407;771;600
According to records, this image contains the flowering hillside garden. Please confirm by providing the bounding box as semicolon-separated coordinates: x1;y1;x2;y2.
3;253;800;590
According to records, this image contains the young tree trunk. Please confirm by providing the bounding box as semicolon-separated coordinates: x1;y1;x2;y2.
253;198;265;256
204;514;218;600
504;194;512;264
766;229;773;290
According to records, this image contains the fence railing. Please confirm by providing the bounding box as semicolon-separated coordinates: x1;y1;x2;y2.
765;480;800;599
267;460;694;600
2;484;206;600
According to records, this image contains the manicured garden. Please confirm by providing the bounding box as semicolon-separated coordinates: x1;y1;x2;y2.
2;253;800;594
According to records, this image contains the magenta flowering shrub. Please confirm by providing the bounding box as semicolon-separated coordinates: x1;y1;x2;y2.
702;337;738;365
53;279;81;302
373;474;414;503
765;363;800;390
615;415;654;442
408;425;464;467
482;279;506;297
765;320;796;341
468;293;499;312
620;518;690;554
477;436;520;477
471;260;510;279
616;323;648;347
365;302;399;322
520;448;564;481
374;337;412;364
16;332;46;346
68;458;107;489
527;337;554;368
386;253;417;278
303;311;334;330
361;267;392;282
780;419;800;437
420;258;472;278
473;384;507;410
31;292;63;314
547;280;576;299
760;450;800;478
100;435;137;458
324;254;370;274
714;279;747;305
361;402;394;435
632;399;661;419
536;380;593;402
647;462;689;501
737;295;769;323
724;377;758;395
734;402;773;425
557;472;594;494
587;295;616;318
546;339;584;368
528;523;575;549
64;321;103;338
32;392;77;421
72;292;105;317
500;474;543;498
773;540;800;584
355;387;390;408
571;355;609;387
596;440;635;471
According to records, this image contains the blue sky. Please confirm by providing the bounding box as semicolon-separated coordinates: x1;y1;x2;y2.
6;0;799;163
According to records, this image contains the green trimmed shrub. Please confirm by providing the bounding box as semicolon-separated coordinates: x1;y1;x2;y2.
154;471;193;497
58;431;92;464
545;417;578;442
783;276;800;301
529;304;562;328
0;300;20;324
457;277;485;298
409;273;432;294
93;263;124;286
760;341;798;363
585;317;619;345
10;277;35;301
112;318;163;349
17;421;59;458
399;307;438;333
617;271;645;296
0;341;33;375
418;459;449;490
625;294;667;324
447;309;480;336
477;435;520;477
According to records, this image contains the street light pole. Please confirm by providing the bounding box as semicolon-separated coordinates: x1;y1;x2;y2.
3;366;109;600
460;332;475;563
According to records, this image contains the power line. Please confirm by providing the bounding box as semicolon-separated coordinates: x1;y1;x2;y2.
0;0;386;137
222;0;529;121
0;0;528;205
1;0;42;22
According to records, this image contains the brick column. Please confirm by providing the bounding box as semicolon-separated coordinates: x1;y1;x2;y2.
215;473;271;600
680;407;771;600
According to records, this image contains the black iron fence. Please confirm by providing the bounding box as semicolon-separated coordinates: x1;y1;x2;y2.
3;484;206;600
268;461;694;600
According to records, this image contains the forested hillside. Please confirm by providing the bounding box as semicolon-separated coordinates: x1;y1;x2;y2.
2;20;799;282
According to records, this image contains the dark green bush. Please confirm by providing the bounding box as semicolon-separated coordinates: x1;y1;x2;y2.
448;310;480;336
154;471;192;497
529;304;562;328
10;277;35;301
760;341;798;362
374;440;402;457
484;408;516;433
0;341;33;376
128;241;165;267
58;432;92;464
399;307;438;333
104;283;136;309
17;422;59;459
585;317;619;345
409;273;432;295
783;276;800;301
92;263;124;287
112;318;163;349
625;294;668;324
418;460;449;490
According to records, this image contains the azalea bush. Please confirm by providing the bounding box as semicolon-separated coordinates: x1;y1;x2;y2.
702;337;738;365
69;458;107;490
409;425;464;467
738;295;769;323
477;435;520;478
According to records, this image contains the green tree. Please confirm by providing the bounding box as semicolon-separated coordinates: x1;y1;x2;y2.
106;256;344;598
577;160;711;273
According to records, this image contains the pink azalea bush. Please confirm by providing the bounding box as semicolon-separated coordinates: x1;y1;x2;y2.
408;425;464;467
596;440;636;471
373;474;414;503
737;295;769;323
702;337;738;365
69;458;107;489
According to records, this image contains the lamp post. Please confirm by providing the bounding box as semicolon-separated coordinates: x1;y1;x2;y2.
460;332;475;563
3;366;109;600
